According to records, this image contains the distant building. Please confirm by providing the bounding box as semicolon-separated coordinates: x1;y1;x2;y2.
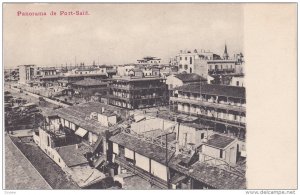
36;67;57;77
166;73;207;90
108;76;168;109
137;56;162;65
117;64;136;76
18;64;36;84
172;45;245;78
69;78;108;99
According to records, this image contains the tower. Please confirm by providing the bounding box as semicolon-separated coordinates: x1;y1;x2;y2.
223;44;229;60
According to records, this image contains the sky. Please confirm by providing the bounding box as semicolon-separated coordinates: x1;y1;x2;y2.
3;3;244;68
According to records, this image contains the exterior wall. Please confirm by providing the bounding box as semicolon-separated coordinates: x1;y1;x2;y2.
117;65;135;76
151;160;168;181
202;145;222;159
202;140;238;165
98;114;108;127
38;128;67;168
113;143;119;155
131;117;176;134
18;65;36;84
235;63;244;74
224;142;238;164
177;124;212;147
194;59;208;78
108;115;117;126
166;75;183;89
135;152;150;172
231;76;244;87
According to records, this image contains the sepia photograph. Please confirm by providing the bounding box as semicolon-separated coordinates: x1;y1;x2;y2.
2;2;297;192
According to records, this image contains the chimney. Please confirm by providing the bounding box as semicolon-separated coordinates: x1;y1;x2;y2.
75;144;78;149
101;107;105;113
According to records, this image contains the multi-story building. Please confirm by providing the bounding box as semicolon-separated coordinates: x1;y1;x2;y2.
172;45;244;78
36;67;57;77
170;83;246;140
166;73;207;90
108;76;168;109
18;64;36;84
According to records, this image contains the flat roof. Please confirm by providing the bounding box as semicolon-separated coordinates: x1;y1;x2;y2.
110;132;174;165
55;143;90;167
205;134;235;149
72;79;108;87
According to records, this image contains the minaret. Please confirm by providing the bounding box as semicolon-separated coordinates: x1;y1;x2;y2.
223;44;229;60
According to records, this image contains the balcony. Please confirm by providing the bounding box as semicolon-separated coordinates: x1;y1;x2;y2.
110;84;166;91
175;110;246;128
170;97;246;113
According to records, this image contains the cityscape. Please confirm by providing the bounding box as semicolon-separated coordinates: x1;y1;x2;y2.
4;3;246;190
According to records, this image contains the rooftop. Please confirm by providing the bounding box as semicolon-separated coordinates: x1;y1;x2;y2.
170;161;246;189
112;75;164;82
205;134;235;149
110;131;245;189
176;83;246;99
55;143;90;167
55;102;121;135
174;73;207;83
109;132;174;165
72;78;108;87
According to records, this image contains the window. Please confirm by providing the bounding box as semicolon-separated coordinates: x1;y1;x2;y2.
179;64;183;69
47;136;50;147
184;65;188;70
190;57;192;64
220;150;223;158
185;57;187;61
236;81;239;86
201;133;205;139
180;57;182;60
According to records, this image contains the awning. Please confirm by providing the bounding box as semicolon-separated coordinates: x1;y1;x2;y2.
75;127;88;137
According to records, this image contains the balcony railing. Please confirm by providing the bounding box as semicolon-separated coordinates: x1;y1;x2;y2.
170;97;246;113
174;110;246;127
110;84;166;91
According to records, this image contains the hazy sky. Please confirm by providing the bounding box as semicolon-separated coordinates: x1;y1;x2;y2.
4;3;244;68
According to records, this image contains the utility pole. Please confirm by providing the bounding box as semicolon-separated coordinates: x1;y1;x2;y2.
165;133;170;189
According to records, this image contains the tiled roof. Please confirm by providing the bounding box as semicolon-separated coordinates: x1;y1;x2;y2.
176;83;245;99
205;134;235;149
170;161;246;189
72;79;108;87
55;102;118;135
174;73;207;82
110;132;245;189
55;143;89;167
